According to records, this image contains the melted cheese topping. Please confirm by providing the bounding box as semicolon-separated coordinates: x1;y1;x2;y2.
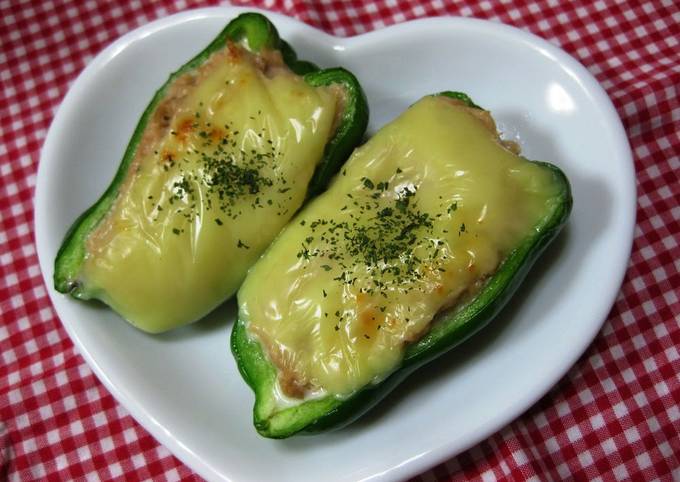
81;42;339;333
239;96;561;398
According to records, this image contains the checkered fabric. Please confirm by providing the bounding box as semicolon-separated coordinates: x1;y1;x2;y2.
1;0;678;480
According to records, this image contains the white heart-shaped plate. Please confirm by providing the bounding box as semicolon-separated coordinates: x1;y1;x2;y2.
35;6;635;482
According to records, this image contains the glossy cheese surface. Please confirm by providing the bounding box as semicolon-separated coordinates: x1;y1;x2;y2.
81;43;339;333
239;96;561;398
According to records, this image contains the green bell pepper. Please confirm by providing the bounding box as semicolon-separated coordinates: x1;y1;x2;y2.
54;12;368;332
232;91;572;438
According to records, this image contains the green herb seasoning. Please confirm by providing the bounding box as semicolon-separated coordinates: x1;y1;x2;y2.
152;112;291;231
294;169;462;303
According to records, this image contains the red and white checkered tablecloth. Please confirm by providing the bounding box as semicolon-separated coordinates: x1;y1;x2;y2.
1;0;678;480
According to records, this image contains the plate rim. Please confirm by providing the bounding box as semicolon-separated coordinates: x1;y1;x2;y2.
34;6;636;482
